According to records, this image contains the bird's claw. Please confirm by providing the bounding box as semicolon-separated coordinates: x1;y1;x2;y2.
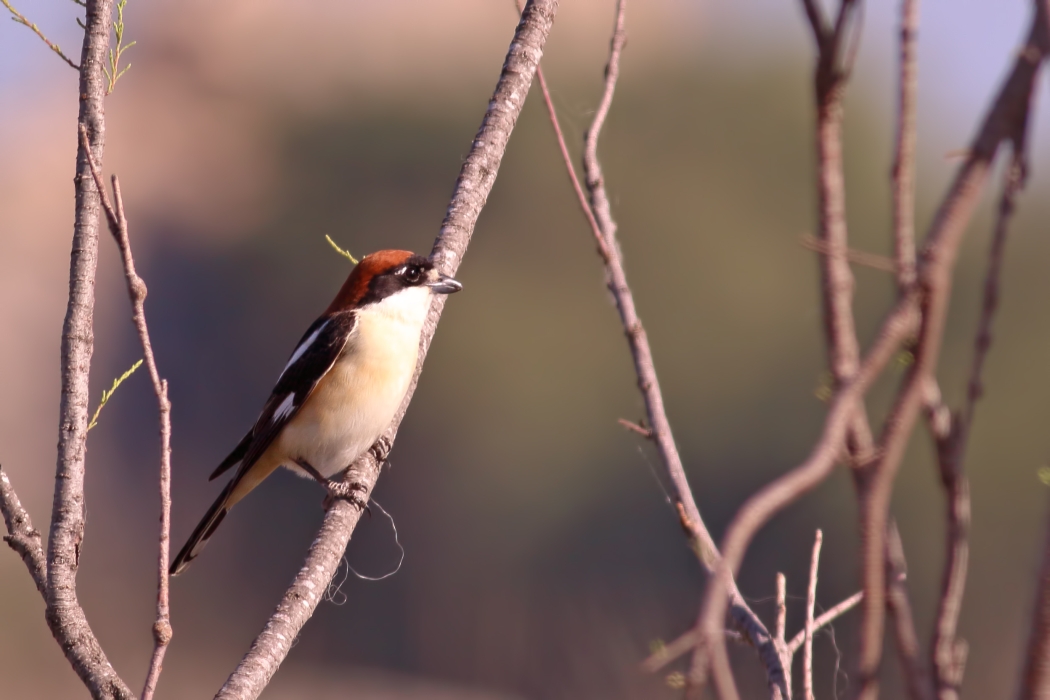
368;435;393;464
323;479;370;514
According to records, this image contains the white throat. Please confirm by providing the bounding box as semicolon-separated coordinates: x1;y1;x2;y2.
360;285;432;331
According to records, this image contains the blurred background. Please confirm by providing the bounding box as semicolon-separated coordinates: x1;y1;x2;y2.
2;0;1050;697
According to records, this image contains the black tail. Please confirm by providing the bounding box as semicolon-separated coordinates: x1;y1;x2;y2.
170;481;235;576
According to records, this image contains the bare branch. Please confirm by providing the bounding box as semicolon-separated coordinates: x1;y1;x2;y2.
892;0;921;290
527;56;611;262
80;125;174;700
617;418;652;439
799;0;828;45
1;0;80;69
39;0;135;697
886;522;936;700
798;0;877;475
926;151;1024;700
857;8;1048;693
522;0;785;694
775;573;787;645
787;591;863;656
800;235;897;273
803;531;822;700
212;3;559;697
691;285;920;697
1018;494;1050;700
0;466;47;596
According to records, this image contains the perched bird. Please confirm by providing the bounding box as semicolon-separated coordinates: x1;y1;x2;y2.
170;250;462;575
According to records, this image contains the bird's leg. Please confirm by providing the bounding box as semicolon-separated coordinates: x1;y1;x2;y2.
293;458;327;484
294;458;370;513
323;480;370;513
368;435;393;465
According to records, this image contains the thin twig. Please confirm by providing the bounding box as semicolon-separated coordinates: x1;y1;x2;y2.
532;0;785;695
80;124;174;700
617;418;652;439
528;56;611;262
892;0;921;291
213;3;559;697
800;235;897;273
803;530;822;700
885;521;936;700
787;591;864;655
1;0;80;69
0;466;47;596
1017;493;1050;700
690;289;921;698
776;573;788;643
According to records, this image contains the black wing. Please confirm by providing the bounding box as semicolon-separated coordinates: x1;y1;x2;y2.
208;310;357;482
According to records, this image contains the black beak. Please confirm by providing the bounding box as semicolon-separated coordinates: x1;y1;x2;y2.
426;273;463;294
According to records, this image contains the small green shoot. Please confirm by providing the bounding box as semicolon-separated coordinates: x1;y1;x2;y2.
87;359;143;431
1038;465;1050;487
103;0;135;95
325;235;359;265
2;0;80;69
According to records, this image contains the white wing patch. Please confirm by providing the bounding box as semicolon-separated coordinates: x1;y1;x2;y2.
273;393;296;421
280;319;330;377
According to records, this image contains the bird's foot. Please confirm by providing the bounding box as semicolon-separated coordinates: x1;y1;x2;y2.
323;479;370;514
369;435;393;465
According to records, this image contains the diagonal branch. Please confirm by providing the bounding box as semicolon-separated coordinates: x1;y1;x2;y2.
80;126;174;700
2;0;81;69
856;6;1049;695
212;2;559;698
1017;494;1050;700
0;466;48;596
926;149;1026;700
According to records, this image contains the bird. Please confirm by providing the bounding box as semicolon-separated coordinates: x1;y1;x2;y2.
169;249;462;576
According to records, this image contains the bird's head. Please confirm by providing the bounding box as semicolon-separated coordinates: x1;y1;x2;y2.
326;249;462;314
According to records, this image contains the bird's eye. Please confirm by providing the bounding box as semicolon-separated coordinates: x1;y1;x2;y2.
401;265;423;284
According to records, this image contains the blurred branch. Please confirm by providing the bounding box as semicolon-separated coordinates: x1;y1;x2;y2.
0;466;48;596
892;0;921;291
1;0;81;69
1018;494;1050;700
787;590;863;656
691;289;920;697
80;124;174;700
212;2;560;698
886;521;936;700
802;530;822;700
857;5;1048;695
800;235;896;274
925;149;1026;700
805;0;875;469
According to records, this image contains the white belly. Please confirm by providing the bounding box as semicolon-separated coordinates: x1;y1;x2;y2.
274;294;427;478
